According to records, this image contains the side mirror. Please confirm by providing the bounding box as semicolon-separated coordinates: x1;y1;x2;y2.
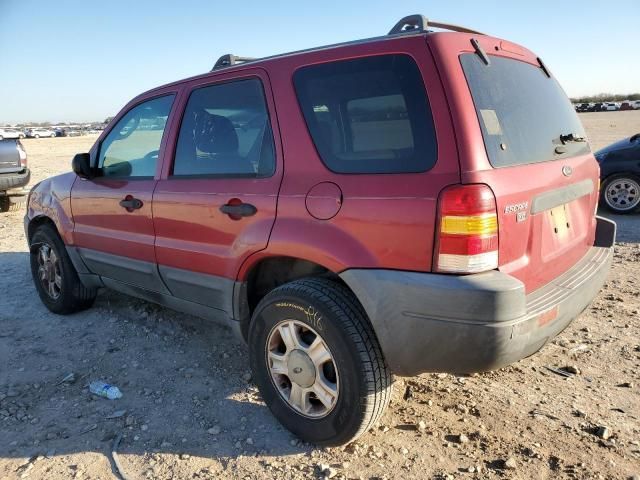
72;153;93;179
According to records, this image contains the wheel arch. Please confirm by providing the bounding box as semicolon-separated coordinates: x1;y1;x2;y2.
236;254;350;340
27;215;59;247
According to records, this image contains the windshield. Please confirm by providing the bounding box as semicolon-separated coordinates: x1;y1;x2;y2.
461;54;589;168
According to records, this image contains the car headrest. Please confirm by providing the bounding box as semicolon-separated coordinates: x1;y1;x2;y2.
192;109;239;155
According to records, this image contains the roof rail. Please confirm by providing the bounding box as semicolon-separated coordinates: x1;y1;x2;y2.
212;54;257;71
388;14;486;36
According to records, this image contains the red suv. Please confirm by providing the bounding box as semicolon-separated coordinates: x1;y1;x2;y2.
25;16;615;446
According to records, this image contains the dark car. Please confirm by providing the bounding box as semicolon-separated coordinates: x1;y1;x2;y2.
596;133;640;213
23;14;615;446
0;139;30;212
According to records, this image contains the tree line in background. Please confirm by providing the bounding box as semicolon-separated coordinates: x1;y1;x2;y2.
571;93;640;103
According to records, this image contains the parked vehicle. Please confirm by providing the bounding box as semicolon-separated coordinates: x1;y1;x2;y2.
26;128;56;138
24;15;615;446
595;133;640;213
576;103;591;112
0;128;25;140
590;102;605;112
631;100;640;110
620;102;634;111
603;102;619;111
54;128;67;137
0;139;30;212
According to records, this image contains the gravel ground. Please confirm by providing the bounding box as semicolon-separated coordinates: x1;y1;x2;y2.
1;112;639;480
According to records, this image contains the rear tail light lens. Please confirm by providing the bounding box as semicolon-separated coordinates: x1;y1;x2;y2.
17;141;27;167
434;184;498;273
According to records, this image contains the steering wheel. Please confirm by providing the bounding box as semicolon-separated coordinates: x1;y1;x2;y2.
143;150;159;163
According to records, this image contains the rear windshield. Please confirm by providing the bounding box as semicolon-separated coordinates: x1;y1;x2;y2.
461;54;589;168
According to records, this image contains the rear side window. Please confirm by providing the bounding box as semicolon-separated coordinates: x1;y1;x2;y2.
173;78;275;177
294;55;437;174
461;54;589;168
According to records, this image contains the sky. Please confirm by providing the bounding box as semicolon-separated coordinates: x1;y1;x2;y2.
0;0;638;124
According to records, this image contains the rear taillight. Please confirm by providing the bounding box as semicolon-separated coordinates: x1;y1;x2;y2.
434;184;499;274
17;141;27;167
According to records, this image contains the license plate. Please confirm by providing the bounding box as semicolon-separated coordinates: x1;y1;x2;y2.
549;204;570;238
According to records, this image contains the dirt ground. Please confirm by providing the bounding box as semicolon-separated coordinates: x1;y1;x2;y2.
1;112;639;480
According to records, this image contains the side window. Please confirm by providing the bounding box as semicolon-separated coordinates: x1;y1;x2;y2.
173;78;275;177
294;55;437;174
98;95;175;178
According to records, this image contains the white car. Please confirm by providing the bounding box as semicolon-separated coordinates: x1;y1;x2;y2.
0;128;25;140
27;128;56;138
602;102;620;111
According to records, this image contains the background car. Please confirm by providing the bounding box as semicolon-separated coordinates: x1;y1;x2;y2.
25;128;56;138
603;102;620;111
0;139;30;212
0;128;25;140
596;133;640;213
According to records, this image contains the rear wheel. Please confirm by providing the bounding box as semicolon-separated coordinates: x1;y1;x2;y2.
0;196;25;213
34;134;40;139
29;224;97;314
601;174;640;214
248;277;391;446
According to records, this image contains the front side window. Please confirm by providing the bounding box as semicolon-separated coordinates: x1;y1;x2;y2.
98;95;174;178
294;55;437;174
173;78;275;177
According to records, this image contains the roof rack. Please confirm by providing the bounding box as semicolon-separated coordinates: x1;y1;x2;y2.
208;16;483;73
388;14;485;36
212;54;256;71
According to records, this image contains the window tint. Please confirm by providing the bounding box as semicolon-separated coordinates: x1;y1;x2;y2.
173;78;275;177
461;54;589;168
294;55;436;174
99;95;174;178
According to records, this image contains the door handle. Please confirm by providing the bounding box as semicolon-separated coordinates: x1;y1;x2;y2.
219;202;257;217
119;197;143;210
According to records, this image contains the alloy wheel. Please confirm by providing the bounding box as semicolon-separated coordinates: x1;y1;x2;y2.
605;177;640;211
37;244;62;300
266;319;339;418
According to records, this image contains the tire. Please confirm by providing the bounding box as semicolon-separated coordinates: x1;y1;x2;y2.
249;277;391;446
29;224;97;314
0;196;25;213
601;173;640;214
34;134;39;138
0;135;3;140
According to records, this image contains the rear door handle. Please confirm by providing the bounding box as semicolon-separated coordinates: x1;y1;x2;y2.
119;197;143;210
219;202;257;217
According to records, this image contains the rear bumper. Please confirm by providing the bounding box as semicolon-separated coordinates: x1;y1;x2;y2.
340;216;615;376
0;169;30;195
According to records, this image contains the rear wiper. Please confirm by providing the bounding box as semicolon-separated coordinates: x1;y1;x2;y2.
559;133;586;144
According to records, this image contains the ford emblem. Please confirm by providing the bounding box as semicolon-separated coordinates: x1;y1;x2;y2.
562;165;572;177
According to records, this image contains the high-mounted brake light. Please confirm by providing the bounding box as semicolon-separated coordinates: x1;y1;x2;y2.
434;184;499;274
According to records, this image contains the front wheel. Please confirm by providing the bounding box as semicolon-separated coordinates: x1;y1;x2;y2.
34;134;40;138
248;278;391;446
601;174;640;214
30;224;97;314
